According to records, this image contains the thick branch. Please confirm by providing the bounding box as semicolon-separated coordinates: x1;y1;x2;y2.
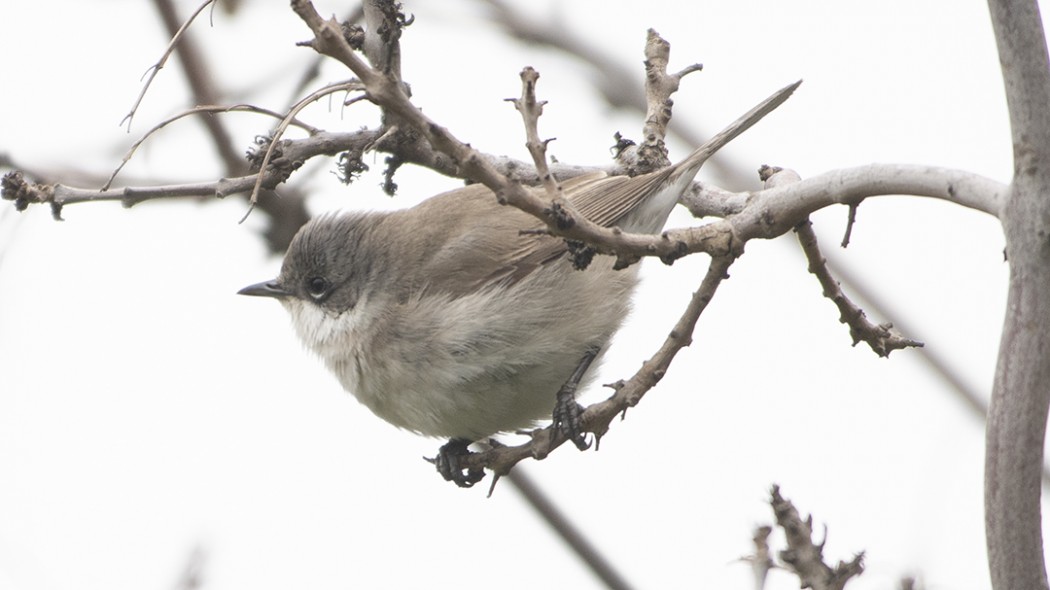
290;9;1008;267
730;164;1005;225
985;1;1050;589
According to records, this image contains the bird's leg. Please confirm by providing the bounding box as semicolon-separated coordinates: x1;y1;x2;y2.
432;438;485;488
552;346;600;451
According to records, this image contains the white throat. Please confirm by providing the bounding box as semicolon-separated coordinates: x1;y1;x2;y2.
281;298;367;364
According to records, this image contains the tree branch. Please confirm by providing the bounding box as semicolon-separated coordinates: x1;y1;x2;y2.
508;67;561;200
150;0;311;251
1;129;379;212
456;254;736;483
740;525;775;590
794;217;923;356
104;104;321;191
246;80;365;208
770;485;865;590
477;0;744;186
984;0;1050;588
763;167;923;356
634;28;702;173
123;0;216;132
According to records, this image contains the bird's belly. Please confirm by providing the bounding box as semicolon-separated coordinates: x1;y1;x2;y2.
330;350;589;441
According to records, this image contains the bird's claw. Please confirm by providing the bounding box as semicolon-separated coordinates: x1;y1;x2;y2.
430;438;485;487
553;392;591;451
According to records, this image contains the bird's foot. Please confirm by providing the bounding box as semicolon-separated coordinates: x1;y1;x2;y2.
430;438;485;488
551;346;600;451
553;390;590;450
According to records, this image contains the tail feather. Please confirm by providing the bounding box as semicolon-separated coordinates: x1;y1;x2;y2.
671;79;802;183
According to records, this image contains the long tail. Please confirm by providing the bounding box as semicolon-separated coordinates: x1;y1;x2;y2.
671;79;802;183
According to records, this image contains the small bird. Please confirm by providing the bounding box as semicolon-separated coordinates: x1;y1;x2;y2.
239;82;797;486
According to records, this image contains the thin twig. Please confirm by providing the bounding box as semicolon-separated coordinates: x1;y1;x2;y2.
795;217;923;356
151;0;310;252
122;0;216;131
2;130;379;211
477;0;741;184
739;525;775;590
840;203;858;248
763;167;922;356
291;5;796;265
245;80;364;213
508;67;562;200
105;104;320;190
285;6;365;107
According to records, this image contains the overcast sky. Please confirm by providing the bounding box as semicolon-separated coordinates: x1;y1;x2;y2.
0;1;1033;589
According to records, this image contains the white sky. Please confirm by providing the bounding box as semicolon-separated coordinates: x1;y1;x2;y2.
0;1;1033;589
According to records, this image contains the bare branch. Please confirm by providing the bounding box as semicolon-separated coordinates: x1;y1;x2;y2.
505;469;634;590
122;0;216;131
680;161;1005;226
479;0;645;112
763;167;923;357
795;218;923;356
453;254;736;479
104;104;321;191
3;169;252;212
633;28;703;173
477;0;744;185
150;0;310;253
840;203;858;248
984;0;1050;588
2;130;380;212
770;485;865;590
3;128;628;215
739;525;775;590
360;0;409;78
508;67;561;200
246;80;365;208
287;9;798;263
285;6;365;107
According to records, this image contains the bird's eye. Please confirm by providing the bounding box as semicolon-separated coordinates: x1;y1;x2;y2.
305;276;329;299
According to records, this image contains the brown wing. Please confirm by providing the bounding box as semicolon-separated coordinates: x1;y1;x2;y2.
404;170;664;297
470;170;671;288
563;168;672;227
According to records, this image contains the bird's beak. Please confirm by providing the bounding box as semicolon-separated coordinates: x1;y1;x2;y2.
238;280;291;299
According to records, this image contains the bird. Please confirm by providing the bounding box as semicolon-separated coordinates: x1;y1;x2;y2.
239;81;798;486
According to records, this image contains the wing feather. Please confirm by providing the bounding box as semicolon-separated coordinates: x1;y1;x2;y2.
408;169;668;297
